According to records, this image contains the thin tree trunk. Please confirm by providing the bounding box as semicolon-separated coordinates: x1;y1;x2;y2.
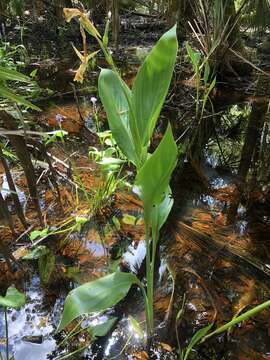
238;101;268;182
0;111;44;226
0;148;28;228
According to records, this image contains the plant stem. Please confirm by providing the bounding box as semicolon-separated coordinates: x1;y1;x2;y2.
4;308;9;360
55;345;88;360
145;222;154;335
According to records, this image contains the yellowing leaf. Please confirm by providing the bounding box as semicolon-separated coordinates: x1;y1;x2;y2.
79;13;101;39
123;214;137;225
159;342;173;352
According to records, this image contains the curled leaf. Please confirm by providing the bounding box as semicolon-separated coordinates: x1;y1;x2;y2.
63;8;101;39
79;13;101;39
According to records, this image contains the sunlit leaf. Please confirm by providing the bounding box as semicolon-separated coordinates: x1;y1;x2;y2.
57;271;139;332
132;26;178;147
88;317;117;340
0;66;30;83
151;187;173;232
98;69;137;164
0;287;26;309
45;130;68;145
29;228;49;241
75;216;88;225
122;214;137;225
0;85;41;111
135;124;177;225
129;315;144;339
30;69;38;78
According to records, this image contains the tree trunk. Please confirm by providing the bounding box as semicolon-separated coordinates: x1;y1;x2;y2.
106;0;120;49
238;101;268;182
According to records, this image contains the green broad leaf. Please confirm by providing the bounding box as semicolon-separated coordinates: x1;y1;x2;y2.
98;69;137;165
38;252;55;284
98;156;124;172
0;66;30;83
183;324;213;360
0;287;26;309
122;214;137;225
135;123;177;225
75;216;88;225
0;85;41;111
30;69;38;78
22;245;49;260
29;228;49;241
151;186;173;232
57;271;139;332
128;315;144;339
132;25;178;147
88;317;117;340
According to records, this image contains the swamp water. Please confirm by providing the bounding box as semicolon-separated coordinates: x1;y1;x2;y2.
0;64;270;359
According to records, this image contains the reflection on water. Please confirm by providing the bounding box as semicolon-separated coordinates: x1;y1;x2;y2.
0;276;60;360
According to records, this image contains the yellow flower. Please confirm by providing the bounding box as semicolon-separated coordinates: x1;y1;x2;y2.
72;44;99;83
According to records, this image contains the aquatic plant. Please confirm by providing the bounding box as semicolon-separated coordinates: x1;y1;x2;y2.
58;10;178;341
185;42;216;120
177;299;270;360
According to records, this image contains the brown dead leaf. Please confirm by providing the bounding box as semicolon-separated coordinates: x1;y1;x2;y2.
132;351;149;360
13;246;30;260
159;342;173;352
234;279;255;317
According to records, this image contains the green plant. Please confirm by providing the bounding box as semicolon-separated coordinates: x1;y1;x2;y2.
185;42;216;120
177;299;270;360
189;0;247;74
0;287;26;360
0;65;40;110
58;10;178;342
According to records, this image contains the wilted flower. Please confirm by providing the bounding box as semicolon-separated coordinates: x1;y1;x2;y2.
63;8;82;23
72;43;99;83
63;8;101;39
